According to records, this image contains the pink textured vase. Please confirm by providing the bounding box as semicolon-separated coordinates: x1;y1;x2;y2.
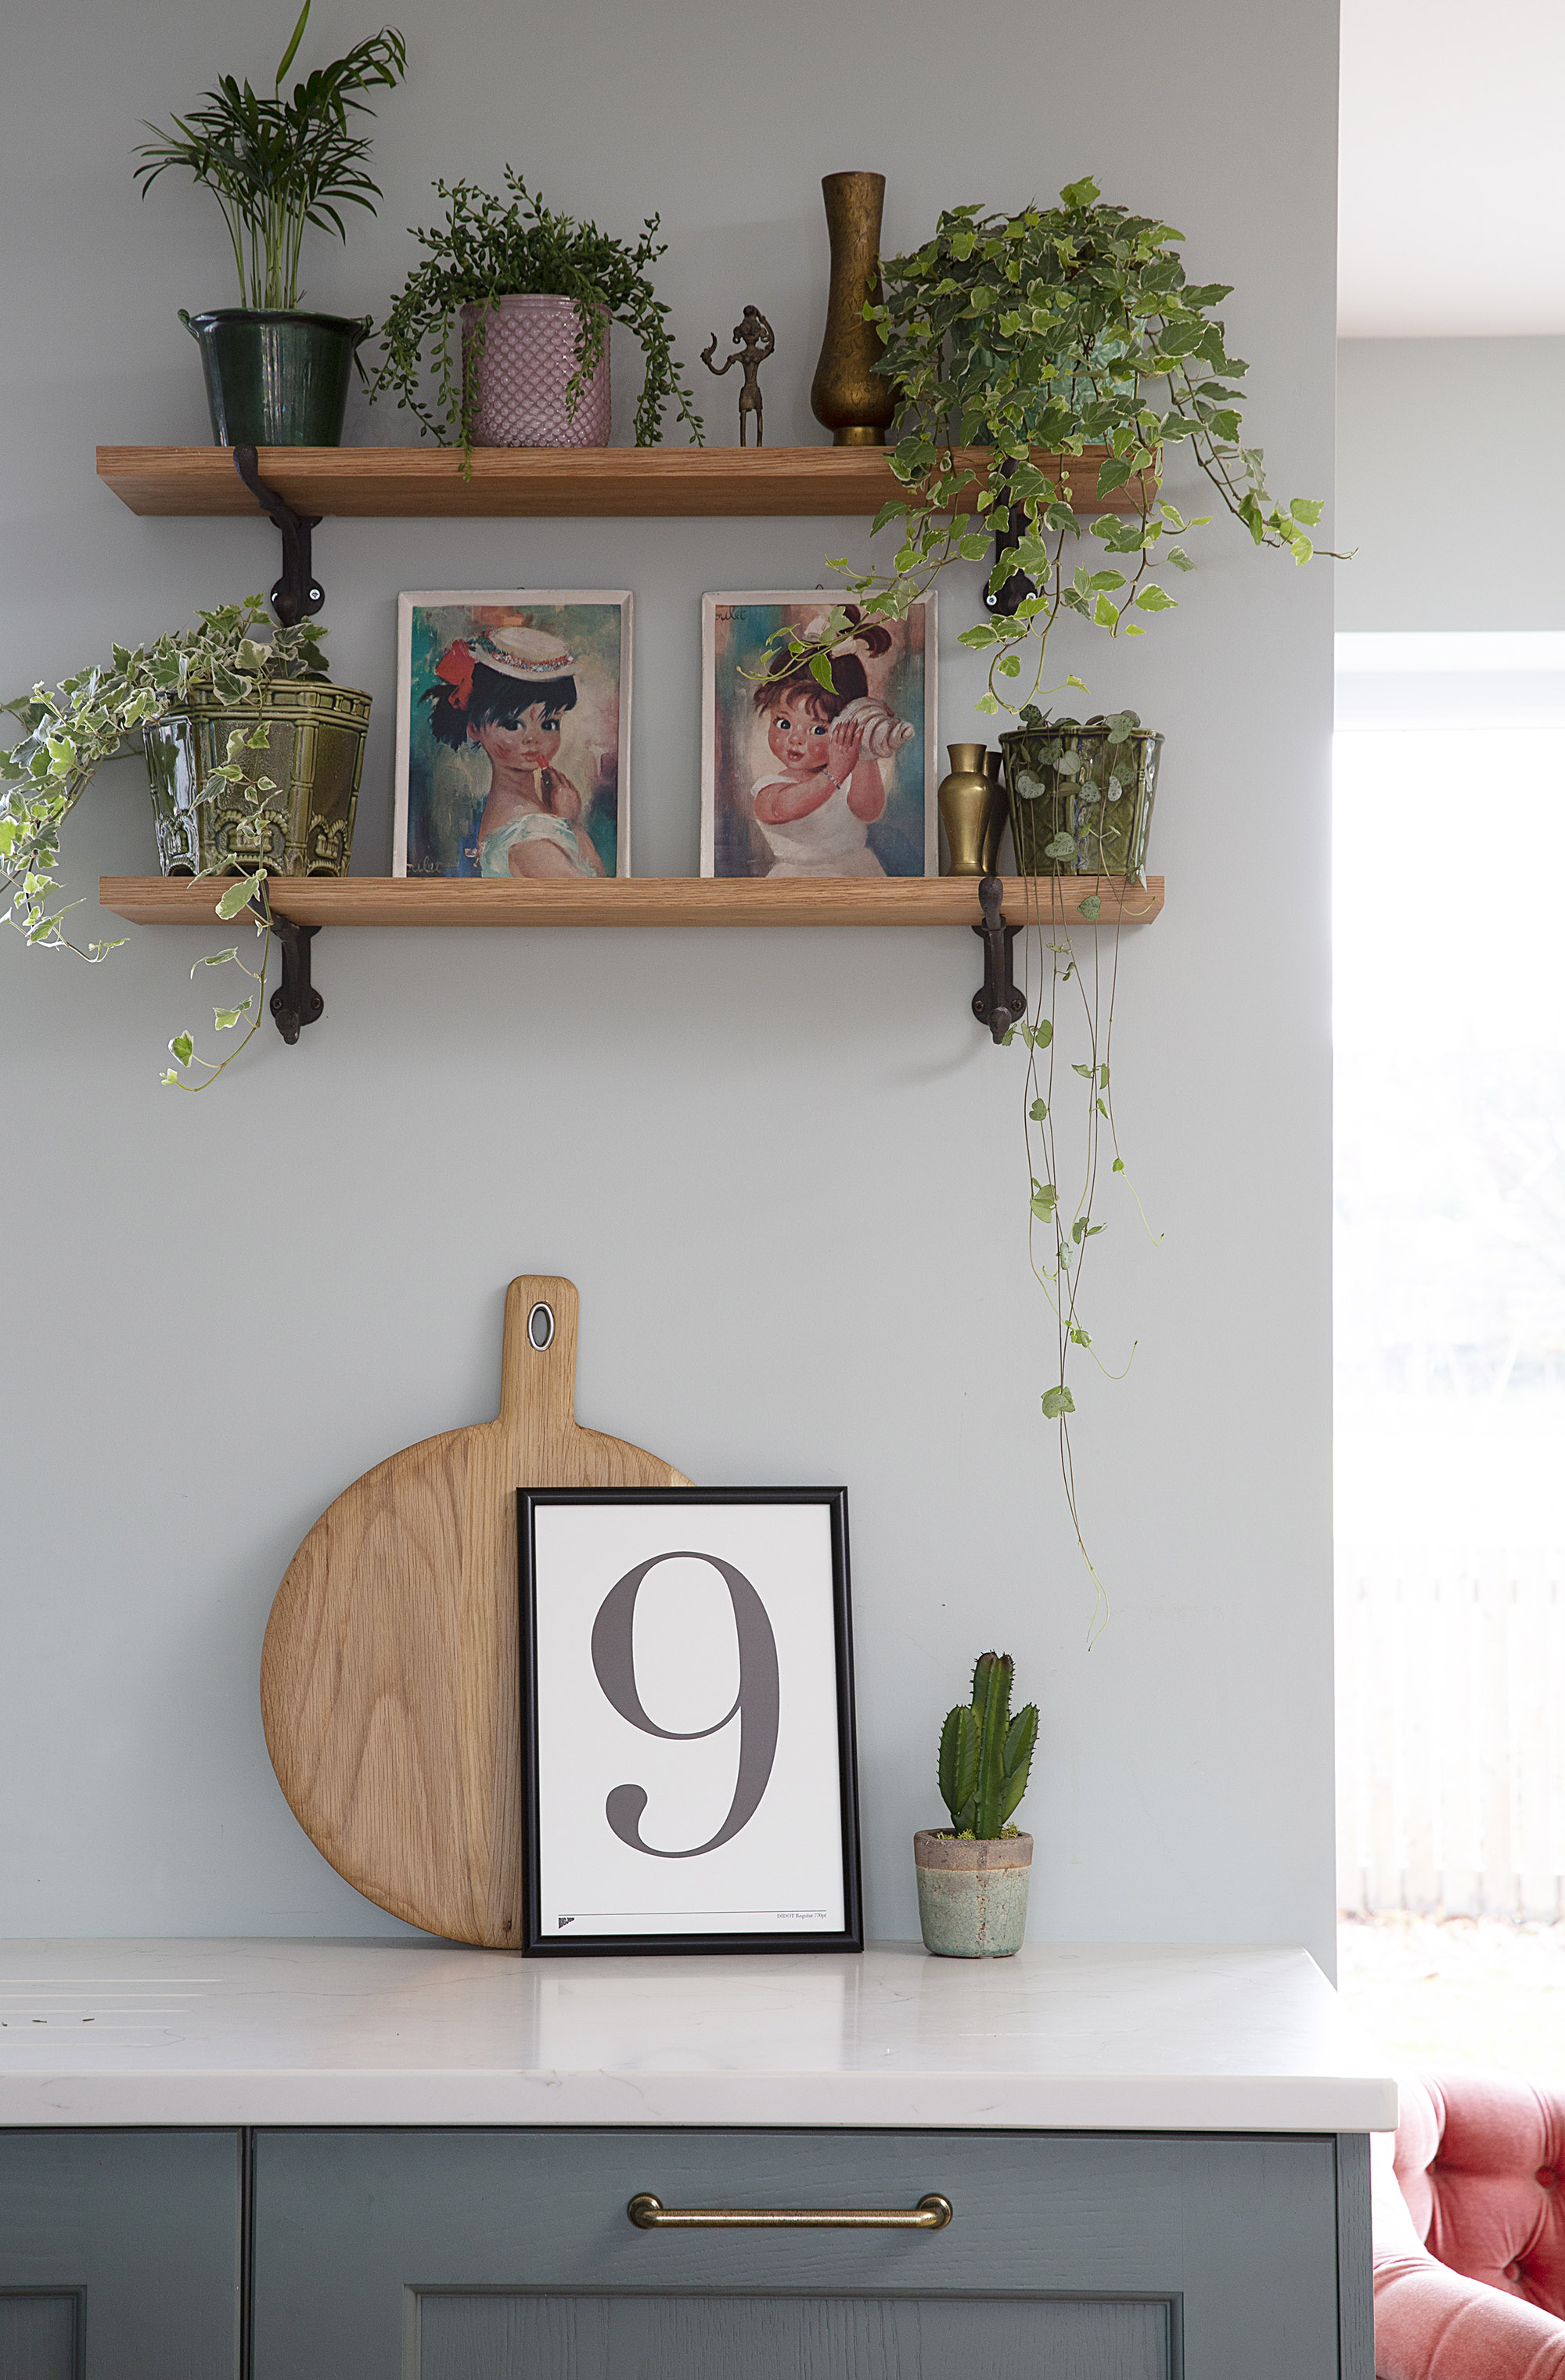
460;295;611;448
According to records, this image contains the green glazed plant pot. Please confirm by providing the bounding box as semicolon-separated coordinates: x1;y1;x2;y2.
914;1828;1032;1957
1000;722;1163;878
143;681;371;877
179;308;372;447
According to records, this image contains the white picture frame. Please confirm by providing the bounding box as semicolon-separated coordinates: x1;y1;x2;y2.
394;590;632;880
700;591;937;878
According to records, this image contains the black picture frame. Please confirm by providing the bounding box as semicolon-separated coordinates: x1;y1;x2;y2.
519;1485;862;1958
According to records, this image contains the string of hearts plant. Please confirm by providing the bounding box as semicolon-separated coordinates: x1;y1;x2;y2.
775;177;1332;1625
0;598;327;1092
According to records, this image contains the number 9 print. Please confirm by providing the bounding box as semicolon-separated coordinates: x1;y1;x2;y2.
590;1553;781;1858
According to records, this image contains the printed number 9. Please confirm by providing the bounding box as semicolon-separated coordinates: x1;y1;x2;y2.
590;1552;780;1858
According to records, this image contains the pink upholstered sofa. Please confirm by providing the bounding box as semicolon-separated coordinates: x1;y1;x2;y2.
1374;2073;1565;2377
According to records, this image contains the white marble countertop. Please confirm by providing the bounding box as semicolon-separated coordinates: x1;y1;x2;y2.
0;1939;1397;2132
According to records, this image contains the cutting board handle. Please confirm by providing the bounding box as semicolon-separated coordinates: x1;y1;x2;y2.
497;1273;581;1441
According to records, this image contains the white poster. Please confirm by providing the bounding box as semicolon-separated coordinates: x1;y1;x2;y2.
521;1490;861;1954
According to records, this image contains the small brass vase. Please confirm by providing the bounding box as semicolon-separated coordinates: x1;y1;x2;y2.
938;744;994;875
811;171;896;447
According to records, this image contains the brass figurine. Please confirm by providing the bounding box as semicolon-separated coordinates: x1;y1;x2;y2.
700;304;775;447
811;170;895;447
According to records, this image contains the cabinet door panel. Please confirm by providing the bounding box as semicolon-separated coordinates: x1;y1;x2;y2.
416;2289;1170;2380
254;2127;1344;2380
0;2133;240;2380
0;2293;82;2380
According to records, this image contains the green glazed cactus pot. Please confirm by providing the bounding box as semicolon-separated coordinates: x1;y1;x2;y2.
1000;718;1162;879
915;1829;1033;1957
142;679;371;878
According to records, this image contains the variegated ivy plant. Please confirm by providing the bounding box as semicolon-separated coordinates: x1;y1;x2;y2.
778;178;1331;1629
0;597;327;1090
789;175;1326;713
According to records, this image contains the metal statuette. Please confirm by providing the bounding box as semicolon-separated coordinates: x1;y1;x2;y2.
700;305;775;447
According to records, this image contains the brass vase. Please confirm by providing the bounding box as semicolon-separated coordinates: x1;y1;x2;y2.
811;171;896;447
938;744;994;875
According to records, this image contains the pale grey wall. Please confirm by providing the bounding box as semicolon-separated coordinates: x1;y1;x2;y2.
0;0;1339;1957
1337;337;1565;629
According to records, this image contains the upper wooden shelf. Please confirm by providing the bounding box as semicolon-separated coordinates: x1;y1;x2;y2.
98;874;1164;931
95;444;1147;522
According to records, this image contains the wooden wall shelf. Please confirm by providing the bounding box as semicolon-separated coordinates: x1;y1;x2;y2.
95;445;1149;522
98;874;1164;931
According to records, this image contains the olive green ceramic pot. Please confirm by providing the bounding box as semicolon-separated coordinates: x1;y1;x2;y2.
143;681;371;878
915;1829;1033;1957
180;308;371;447
1000;719;1162;878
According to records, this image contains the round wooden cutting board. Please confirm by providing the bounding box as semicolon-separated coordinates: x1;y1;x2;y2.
260;1276;689;1946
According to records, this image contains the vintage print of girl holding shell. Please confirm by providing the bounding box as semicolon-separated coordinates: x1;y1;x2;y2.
700;594;935;878
394;594;631;878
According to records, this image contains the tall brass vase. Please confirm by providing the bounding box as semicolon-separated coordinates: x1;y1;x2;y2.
811;171;896;447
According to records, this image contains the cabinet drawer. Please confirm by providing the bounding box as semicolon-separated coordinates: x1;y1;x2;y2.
253;2127;1350;2380
0;2130;242;2380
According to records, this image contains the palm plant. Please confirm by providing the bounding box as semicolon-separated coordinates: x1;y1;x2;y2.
135;0;406;311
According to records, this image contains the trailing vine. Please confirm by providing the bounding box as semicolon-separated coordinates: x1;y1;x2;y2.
370;171;704;459
0;598;329;1089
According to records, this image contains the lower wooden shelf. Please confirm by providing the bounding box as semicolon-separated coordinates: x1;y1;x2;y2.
97;874;1164;930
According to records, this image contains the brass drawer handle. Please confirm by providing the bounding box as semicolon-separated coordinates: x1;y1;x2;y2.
628;2192;952;2231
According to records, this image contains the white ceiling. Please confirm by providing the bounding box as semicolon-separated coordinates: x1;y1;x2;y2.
1339;0;1565;336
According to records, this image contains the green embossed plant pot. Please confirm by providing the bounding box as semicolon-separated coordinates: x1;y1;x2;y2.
1000;720;1163;878
143;681;371;878
914;1829;1032;1958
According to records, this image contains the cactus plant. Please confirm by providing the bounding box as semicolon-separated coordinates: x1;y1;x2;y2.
937;1652;1038;1838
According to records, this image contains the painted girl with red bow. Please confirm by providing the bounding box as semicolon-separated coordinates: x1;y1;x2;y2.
426;624;606;878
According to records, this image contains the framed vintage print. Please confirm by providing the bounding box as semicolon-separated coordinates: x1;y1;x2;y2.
701;591;936;879
394;591;631;880
520;1485;862;1957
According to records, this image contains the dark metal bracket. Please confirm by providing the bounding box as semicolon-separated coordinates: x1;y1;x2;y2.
971;874;1026;1044
233;445;325;628
269;916;324;1044
249;895;324;1046
983;499;1038;621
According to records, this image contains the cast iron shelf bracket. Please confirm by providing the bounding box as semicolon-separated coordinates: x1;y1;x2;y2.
972;875;1026;1044
249;892;324;1046
233;445;325;628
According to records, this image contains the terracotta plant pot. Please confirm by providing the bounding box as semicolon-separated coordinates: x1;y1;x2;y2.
914;1829;1032;1958
460;294;611;448
142;680;371;878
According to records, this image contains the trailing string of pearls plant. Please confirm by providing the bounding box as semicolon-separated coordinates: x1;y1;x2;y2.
778;177;1333;1623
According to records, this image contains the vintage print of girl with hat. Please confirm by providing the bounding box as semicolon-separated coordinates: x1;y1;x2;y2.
701;592;934;878
394;593;631;878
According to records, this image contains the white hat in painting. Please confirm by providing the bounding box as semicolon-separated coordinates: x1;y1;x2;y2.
472;623;577;681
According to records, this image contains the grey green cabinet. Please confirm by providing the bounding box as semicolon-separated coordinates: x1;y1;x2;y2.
0;2124;1371;2378
251;2127;1373;2380
0;2130;243;2378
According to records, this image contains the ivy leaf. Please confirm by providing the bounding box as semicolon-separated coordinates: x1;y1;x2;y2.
213;999;253;1031
1135;584;1177;611
216;870;265;920
167;1032;194;1068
